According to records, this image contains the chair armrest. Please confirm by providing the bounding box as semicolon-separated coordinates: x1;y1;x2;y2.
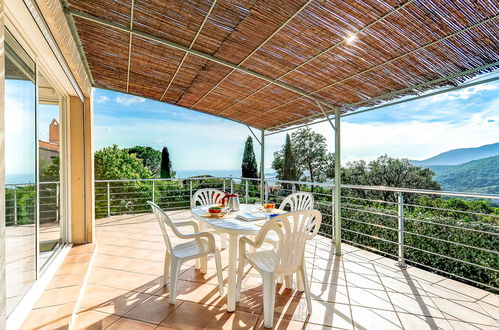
182;231;216;249
174;220;199;233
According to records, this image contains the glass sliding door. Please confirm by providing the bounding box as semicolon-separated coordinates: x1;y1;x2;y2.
38;72;62;269
4;29;37;315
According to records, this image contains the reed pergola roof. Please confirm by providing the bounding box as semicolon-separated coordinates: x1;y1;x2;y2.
63;0;499;131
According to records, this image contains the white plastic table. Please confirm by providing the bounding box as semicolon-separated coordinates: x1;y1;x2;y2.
191;204;265;312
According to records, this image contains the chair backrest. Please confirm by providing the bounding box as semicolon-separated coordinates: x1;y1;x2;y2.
192;188;225;208
279;192;314;211
148;201;185;254
257;210;322;274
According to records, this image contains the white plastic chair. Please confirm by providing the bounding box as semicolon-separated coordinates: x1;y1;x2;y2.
279;191;314;211
236;210;322;328
272;191;315;286
148;201;224;304
192;188;227;249
191;188;226;208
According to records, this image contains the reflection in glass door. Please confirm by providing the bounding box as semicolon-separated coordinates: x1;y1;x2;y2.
4;29;37;315
38;72;62;269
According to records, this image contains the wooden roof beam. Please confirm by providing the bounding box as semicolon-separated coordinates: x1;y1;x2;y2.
192;0;315;109
254;14;499;129
159;0;218;101
125;0;135;92
215;0;415;117
267;61;499;133
68;7;337;110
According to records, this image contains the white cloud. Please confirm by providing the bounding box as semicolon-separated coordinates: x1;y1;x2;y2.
432;83;498;101
115;95;146;106
96;95;110;104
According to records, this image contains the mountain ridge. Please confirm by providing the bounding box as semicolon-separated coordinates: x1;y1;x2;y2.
413;142;499;166
428;155;499;194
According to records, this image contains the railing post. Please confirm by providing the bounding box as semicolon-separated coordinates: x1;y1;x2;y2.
331;186;335;240
14;188;18;225
107;181;111;217
230;177;234;194
223;178;226;192
152;181;156;203
56;183;60;223
245;180;249;203
292;184;296;194
264;181;269;203
397;193;406;268
189;179;193;208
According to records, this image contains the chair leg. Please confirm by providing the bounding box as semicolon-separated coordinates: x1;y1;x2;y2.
162;252;171;287
235;254;246;302
262;273;276;328
300;265;312;313
169;257;182;305
284;274;293;289
220;233;227;249
214;250;224;296
296;270;304;291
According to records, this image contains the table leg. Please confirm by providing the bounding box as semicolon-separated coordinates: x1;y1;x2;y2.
227;233;238;312
199;220;207;273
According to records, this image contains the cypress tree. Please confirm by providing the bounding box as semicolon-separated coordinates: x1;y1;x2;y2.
160;147;174;178
282;133;299;181
241;136;258;178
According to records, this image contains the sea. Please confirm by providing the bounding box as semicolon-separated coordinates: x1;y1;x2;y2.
6;169;276;184
175;169;276;179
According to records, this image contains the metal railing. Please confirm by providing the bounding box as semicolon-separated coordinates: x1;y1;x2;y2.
90;176;499;291
5;181;61;226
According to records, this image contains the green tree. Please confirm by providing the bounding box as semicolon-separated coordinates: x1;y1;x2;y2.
127;146;161;177
95;144;153;180
272;134;301;182
343;155;440;202
241;136;258;178
160;147;175;178
39;156;60;181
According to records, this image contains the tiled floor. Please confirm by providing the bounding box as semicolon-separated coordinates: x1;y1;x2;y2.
24;211;499;329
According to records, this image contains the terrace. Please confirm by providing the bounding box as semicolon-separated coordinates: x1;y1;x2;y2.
21;177;498;329
3;0;499;328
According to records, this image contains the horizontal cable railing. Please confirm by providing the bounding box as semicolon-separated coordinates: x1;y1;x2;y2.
5;182;61;227
9;175;494;292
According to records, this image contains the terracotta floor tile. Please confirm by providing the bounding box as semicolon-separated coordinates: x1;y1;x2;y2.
161;302;220;329
351;306;402;330
67;244;96;256
387;291;444;318
206;308;260;329
153;279;225;307
396;312;453;330
88;266;161;294
348;287;393;310
56;262;91;276
431;297;497;326
23;213;496;330
106;317;157;329
309;283;349;304
255;315;310;329
80;284;151;316
46;273;86;290
93;254;164;276
124;295;182;324
73;310;120;330
63;253;93;264
21;303;73;330
34;285;81;309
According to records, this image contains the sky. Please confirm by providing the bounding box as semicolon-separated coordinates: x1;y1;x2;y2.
93;76;499;172
5;73;498;182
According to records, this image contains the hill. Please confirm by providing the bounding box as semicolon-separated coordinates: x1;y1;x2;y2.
413;142;499;166
429;155;499;194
